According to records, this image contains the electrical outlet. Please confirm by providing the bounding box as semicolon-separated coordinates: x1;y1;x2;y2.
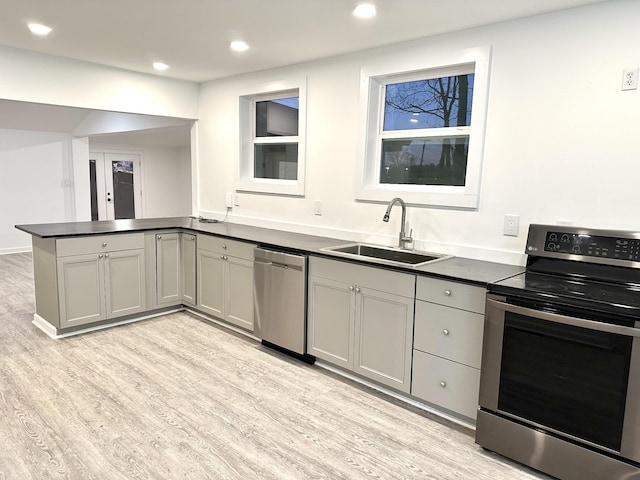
314;200;323;216
622;68;639;91
504;214;520;237
225;191;233;208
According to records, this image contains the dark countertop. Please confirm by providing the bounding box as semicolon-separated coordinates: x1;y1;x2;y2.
16;217;524;286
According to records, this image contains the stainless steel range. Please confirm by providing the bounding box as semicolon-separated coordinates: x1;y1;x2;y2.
476;224;640;480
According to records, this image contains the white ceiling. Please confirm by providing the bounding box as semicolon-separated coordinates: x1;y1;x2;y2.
1;0;607;83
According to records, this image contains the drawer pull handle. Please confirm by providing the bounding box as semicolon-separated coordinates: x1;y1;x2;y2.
98;254;103;259
349;285;354;291
355;287;361;293
442;329;449;336
105;253;109;258
158;235;162;239
444;289;452;296
222;244;227;249
102;242;107;247
440;381;447;388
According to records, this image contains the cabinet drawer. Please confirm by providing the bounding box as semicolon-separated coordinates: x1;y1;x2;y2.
416;276;485;313
411;350;480;420
414;301;484;368
197;234;255;259
57;234;144;257
310;256;415;298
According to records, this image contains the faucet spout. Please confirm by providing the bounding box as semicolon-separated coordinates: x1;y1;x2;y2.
383;198;413;249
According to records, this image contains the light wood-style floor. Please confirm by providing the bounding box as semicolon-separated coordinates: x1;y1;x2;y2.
0;252;551;479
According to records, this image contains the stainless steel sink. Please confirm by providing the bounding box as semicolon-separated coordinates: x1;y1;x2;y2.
321;243;452;268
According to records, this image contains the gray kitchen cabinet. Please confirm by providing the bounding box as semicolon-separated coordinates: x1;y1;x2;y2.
56;234;146;329
56;253;106;326
196;235;256;331
307;256;415;393
156;233;182;305
411;276;485;421
181;233;197;306
307;275;354;369
153;232;197;308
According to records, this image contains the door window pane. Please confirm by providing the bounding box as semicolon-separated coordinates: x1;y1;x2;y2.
89;160;99;221
112;161;135;220
254;144;298;180
380;137;469;186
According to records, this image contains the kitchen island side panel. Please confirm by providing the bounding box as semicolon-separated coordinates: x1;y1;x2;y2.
32;236;60;327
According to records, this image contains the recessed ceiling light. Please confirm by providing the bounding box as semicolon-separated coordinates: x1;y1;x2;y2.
28;23;52;36
153;62;170;71
230;40;249;52
353;3;376;18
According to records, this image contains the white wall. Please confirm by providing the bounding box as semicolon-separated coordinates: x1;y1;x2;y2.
90;144;192;219
0;46;198;119
141;145;192;218
197;0;640;265
0;129;76;253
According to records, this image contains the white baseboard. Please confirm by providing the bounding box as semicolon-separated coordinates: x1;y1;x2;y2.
32;309;183;339
0;246;32;255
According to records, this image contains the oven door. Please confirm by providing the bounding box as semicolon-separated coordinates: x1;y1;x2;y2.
479;294;640;462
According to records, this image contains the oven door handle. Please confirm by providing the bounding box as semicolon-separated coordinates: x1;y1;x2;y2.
486;298;640;337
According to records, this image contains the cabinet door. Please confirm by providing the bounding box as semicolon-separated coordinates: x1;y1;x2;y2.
57;254;106;328
156;233;181;305
197;249;224;318
354;288;414;393
307;275;355;369
105;249;146;319
225;255;254;331
181;234;197;306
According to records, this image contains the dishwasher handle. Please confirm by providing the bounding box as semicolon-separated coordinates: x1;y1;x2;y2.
254;248;306;270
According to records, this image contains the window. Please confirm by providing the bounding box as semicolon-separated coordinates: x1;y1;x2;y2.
357;46;491;209
238;78;307;196
254;97;299;180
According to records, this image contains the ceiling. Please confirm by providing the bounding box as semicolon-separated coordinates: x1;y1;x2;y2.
1;0;607;83
0;99;192;147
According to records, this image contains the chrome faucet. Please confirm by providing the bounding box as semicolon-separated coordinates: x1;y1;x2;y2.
383;197;413;249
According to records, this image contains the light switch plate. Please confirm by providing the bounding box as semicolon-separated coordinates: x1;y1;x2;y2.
225;191;233;208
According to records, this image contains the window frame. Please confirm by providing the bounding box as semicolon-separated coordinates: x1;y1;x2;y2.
237;77;307;196
356;46;492;209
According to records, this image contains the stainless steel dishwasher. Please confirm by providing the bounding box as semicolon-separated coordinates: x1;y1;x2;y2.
254;247;314;363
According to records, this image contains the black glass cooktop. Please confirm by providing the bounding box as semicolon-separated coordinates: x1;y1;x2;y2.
490;270;640;320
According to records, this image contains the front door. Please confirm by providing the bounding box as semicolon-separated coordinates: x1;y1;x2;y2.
90;152;141;220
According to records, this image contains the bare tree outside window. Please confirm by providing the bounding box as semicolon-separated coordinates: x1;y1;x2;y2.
381;74;474;186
